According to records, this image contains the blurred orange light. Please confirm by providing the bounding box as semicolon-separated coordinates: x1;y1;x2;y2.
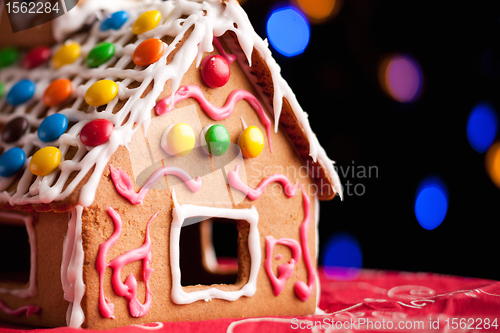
296;0;340;23
485;142;500;188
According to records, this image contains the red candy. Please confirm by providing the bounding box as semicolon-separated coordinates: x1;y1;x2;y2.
22;46;51;69
80;119;113;146
201;55;230;88
132;38;164;67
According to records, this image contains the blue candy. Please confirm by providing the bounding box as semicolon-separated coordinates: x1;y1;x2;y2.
38;113;68;142
100;11;129;31
0;147;26;177
6;79;35;106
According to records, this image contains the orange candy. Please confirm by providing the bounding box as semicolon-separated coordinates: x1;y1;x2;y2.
132;38;164;67
43;78;72;107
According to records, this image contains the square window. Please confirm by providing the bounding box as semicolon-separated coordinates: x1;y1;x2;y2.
170;202;260;304
0;212;37;299
179;218;240;287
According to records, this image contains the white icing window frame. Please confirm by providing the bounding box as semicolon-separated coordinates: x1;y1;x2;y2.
0;211;37;299
170;204;260;304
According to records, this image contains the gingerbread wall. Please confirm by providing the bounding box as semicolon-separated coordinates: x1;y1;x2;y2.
79;42;318;329
0;210;69;327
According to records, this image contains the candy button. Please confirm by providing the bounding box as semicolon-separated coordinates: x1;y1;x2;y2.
161;123;195;157
0;82;4;98
238;126;264;158
201;55;230;88
80;119;113;146
100;10;129;31
6;79;36;106
86;42;115;68
52;41;81;69
22;46;51;69
29;147;62;176
0;147;26;177
205;124;230;156
43;78;72;107
0;47;19;68
38;114;68;142
2;117;29;143
133;38;164;67
132;10;161;35
85;80;118;107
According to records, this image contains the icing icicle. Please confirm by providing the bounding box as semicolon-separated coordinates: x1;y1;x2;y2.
227;165;297;200
109;165;202;205
97;207;157;318
0;300;40;318
155;85;273;152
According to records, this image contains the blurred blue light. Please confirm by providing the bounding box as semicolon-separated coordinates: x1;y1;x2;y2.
266;6;310;57
414;177;448;230
467;103;498;153
323;233;362;281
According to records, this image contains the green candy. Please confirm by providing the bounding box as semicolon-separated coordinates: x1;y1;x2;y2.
0;82;4;98
205;124;230;156
86;42;115;68
0;47;20;68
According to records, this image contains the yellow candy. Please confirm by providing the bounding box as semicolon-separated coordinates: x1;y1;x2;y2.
132;10;161;35
164;123;195;157
239;126;264;158
85;80;118;107
29;146;62;176
52;41;81;69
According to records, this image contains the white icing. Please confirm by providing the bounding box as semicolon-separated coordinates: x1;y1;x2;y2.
60;206;85;328
0;211;37;299
170;189;260;304
314;195;321;310
0;0;342;208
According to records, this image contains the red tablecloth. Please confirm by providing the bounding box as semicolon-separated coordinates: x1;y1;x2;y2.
1;269;499;332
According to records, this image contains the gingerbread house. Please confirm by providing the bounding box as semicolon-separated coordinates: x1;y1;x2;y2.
0;0;342;329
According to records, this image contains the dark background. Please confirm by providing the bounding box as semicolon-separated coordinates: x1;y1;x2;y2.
241;0;500;280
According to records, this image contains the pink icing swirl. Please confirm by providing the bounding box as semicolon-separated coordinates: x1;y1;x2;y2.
227;165;297;200
0;300;40;317
293;185;315;302
213;37;237;64
228;167;315;301
155;85;273;152
110;165;202;205
97;207;158;319
264;236;302;296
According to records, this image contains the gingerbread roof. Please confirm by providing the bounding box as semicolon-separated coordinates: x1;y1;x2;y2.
0;0;342;211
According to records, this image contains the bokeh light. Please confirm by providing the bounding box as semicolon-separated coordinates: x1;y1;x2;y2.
379;54;423;103
486;142;500;189
414;177;448;230
323;233;362;281
466;103;498;153
266;6;310;57
295;0;340;23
